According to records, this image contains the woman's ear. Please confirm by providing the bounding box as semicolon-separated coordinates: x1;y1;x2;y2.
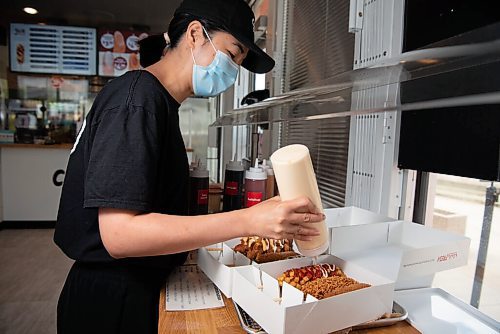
185;20;204;49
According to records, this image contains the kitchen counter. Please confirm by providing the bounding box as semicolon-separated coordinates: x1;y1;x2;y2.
0;144;71;222
158;287;421;334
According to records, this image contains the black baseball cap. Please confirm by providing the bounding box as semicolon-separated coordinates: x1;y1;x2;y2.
174;0;275;74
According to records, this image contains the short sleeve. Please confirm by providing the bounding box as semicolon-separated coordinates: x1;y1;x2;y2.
83;104;161;212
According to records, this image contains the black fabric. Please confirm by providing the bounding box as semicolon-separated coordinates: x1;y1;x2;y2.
57;262;166;334
175;0;275;73
54;70;189;268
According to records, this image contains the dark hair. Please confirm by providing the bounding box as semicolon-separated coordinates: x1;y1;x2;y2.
167;13;226;48
138;13;227;67
138;34;167;67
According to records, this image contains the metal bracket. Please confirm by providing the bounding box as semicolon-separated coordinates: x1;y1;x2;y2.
349;0;365;33
382;112;394;144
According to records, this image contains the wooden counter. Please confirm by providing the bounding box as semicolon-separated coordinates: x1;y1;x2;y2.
158;288;420;334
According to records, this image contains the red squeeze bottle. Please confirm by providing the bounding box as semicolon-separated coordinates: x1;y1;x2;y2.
261;159;276;199
244;159;268;208
222;160;245;212
188;164;209;215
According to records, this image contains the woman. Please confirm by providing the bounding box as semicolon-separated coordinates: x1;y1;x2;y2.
54;0;324;333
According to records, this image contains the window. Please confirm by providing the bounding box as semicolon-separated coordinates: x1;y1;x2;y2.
428;174;500;321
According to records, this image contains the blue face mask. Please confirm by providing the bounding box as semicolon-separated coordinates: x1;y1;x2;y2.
191;27;240;97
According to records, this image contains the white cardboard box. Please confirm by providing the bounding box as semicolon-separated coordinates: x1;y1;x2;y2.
324;207;395;252
329;220;471;289
325;206;394;228
198;238;302;297
197;238;253;298
199;207;393;299
232;255;394;334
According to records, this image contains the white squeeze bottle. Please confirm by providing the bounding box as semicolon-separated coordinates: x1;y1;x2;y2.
270;144;329;257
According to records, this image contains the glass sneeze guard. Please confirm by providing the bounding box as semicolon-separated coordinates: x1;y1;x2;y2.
211;38;500;127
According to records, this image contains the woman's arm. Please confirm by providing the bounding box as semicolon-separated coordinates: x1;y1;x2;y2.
99;196;324;259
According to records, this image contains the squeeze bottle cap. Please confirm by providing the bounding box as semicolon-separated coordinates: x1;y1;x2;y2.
261;159;275;176
245;159;268;181
190;164;209;178
226;160;244;172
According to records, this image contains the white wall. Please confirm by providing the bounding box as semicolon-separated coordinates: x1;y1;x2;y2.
1;147;70;221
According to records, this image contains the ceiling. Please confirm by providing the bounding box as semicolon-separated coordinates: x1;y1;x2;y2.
2;0;184;33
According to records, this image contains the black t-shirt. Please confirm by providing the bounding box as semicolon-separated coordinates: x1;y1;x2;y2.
54;70;189;269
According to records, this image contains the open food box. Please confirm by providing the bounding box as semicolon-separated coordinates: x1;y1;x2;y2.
197;238;253;297
198;237;301;297
328;218;471;289
231;255;394;334
325;206;395;228
199;206;393;297
324;206;395;251
200;206;469;297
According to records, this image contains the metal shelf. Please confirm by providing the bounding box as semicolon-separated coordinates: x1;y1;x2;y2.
211;38;500;127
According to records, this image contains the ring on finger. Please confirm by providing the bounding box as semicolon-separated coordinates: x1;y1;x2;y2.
304;213;311;222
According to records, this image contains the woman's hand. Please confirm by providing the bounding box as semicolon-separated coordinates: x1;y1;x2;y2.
242;196;325;240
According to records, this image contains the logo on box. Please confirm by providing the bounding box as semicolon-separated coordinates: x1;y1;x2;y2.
437;252;458;262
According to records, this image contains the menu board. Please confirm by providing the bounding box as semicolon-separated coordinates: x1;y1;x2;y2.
97;30;148;77
10;23;97;76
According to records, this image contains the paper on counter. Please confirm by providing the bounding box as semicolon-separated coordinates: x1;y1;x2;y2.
184;250;198;265
165;265;225;311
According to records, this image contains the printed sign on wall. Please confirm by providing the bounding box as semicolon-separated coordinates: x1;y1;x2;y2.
10;23;97;76
98;30;148;77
